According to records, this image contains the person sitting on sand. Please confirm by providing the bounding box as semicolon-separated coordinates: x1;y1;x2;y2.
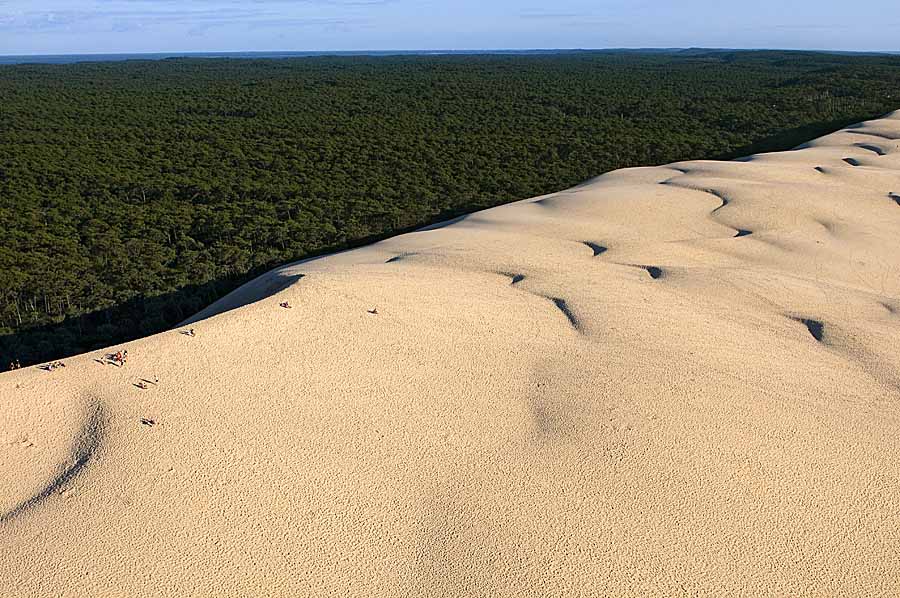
280;301;292;309
137;381;148;389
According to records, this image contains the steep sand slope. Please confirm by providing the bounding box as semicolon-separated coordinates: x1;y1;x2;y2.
2;112;900;597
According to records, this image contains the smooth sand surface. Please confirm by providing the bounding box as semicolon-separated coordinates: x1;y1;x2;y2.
2;112;900;597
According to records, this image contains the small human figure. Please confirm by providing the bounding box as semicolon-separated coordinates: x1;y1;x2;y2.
154;377;159;385
136;381;148;389
189;328;195;337
280;301;292;309
368;307;378;315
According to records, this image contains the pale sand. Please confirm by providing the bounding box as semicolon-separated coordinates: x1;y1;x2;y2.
2;112;900;597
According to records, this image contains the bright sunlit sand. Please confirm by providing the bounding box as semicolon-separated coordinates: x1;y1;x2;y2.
2;112;899;596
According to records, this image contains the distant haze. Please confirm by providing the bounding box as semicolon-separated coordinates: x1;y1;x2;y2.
1;0;899;56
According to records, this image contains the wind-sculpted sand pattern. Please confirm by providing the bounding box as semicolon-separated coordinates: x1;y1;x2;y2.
2;111;900;596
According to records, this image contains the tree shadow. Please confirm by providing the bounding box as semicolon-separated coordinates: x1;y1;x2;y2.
1;204;480;371
1;274;246;371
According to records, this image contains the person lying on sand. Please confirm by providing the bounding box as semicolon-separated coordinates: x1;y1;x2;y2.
280;301;292;309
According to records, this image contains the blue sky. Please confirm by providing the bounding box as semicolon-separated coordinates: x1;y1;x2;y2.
1;0;898;55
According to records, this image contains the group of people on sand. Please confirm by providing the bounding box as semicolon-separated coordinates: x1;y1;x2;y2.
6;359;66;371
112;350;128;367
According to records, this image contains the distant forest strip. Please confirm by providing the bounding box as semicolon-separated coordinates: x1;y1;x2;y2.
2;50;900;369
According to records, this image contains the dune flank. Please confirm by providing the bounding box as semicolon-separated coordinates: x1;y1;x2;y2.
2;112;900;596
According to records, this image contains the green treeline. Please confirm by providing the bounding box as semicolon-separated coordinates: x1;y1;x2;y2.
2;50;899;368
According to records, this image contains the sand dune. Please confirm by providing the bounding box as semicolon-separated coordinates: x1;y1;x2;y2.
2;112;900;596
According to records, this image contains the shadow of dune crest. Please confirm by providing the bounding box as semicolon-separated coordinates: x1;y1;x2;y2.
790;316;825;343
547;297;583;333
1;400;106;524
181;272;305;325
581;242;608;257
855;143;887;156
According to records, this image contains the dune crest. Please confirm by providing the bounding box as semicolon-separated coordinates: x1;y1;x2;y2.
2;112;900;596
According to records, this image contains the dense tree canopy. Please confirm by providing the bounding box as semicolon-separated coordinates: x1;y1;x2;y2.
2;50;900;368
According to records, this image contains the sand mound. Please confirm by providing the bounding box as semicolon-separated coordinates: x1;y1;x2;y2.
2;112;900;596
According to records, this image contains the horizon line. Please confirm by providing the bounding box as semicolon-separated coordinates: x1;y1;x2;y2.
0;46;900;66
3;47;900;59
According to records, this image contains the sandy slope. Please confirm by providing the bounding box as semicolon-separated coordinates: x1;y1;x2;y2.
2;112;900;597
